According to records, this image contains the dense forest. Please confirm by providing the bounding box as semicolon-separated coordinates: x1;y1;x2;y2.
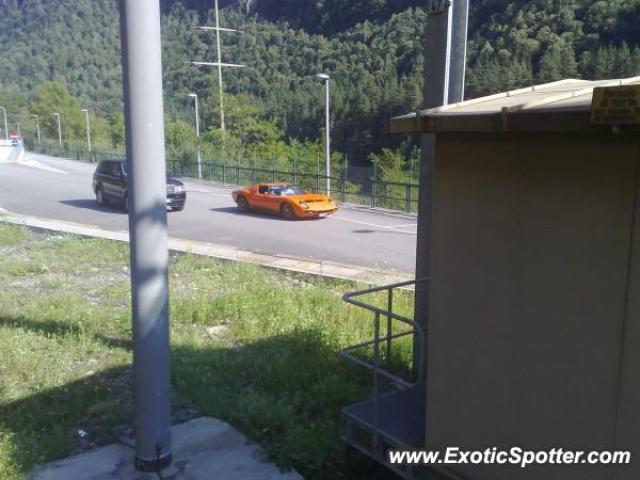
1;0;640;177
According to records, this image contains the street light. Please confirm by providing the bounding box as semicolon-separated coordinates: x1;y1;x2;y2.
52;112;62;146
0;106;7;140
187;93;202;179
315;73;331;195
32;115;41;143
81;109;92;153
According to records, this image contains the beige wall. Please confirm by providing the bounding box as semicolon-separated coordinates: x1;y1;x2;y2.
424;133;640;479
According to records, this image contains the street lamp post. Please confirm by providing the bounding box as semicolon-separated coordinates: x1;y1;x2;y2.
188;93;202;179
82;109;92;153
315;73;331;195
16;122;21;138
52;112;62;146
0;106;7;140
32;115;41;143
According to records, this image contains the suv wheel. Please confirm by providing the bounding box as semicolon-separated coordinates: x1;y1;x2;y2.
96;186;106;206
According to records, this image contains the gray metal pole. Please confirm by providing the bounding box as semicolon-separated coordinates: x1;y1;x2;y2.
448;0;469;103
414;2;455;376
325;78;331;195
118;0;172;472
189;94;202;179
53;113;62;146
0;107;8;140
82;109;92;153
214;0;226;131
32;115;40;143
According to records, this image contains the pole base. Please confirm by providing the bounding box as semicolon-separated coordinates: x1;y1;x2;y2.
134;453;172;472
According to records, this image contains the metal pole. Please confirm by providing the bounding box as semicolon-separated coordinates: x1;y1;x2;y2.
214;0;225;131
53;112;62;146
82;109;92;153
0;106;7;140
414;1;455;376
16;122;21;138
118;0;172;471
448;0;469;103
325;78;331;195
32;115;40;143
188;93;202;179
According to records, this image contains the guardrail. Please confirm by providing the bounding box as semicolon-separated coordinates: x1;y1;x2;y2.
25;141;420;213
341;277;430;479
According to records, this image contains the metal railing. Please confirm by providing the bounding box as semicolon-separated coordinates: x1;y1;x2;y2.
25;141;420;213
341;277;428;415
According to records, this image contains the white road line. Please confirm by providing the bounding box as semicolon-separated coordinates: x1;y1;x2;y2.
328;215;417;234
14;159;69;175
387;223;418;228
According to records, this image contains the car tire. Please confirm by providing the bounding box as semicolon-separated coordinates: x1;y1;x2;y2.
237;196;249;212
281;203;295;220
96;186;107;206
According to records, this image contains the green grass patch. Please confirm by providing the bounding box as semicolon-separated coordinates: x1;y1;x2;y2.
0;224;414;479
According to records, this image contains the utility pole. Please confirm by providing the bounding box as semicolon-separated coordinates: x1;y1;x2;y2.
316;73;331;195
118;0;172;472
188;93;202;179
0;106;8;140
191;0;246;132
52;112;62;146
414;0;469;373
82;109;92;153
32;115;41;143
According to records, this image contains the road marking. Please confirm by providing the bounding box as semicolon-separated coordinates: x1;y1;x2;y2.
328;216;417;234
15;158;69;175
387;223;418;228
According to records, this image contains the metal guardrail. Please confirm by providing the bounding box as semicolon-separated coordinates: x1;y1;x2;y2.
25;141;420;213
342;278;428;387
340;278;430;479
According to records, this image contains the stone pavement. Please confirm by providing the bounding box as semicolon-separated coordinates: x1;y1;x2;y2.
28;417;303;480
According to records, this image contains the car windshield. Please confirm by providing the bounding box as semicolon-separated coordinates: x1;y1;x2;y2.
268;185;305;196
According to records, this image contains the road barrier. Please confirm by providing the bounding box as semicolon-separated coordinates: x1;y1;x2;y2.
25;141;420;214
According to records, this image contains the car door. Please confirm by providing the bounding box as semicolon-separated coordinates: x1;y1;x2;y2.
111;162;127;201
101;161;120;199
252;185;272;211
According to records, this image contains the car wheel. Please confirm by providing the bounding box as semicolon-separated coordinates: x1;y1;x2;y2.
237;196;249;212
96;186;106;206
281;203;295;220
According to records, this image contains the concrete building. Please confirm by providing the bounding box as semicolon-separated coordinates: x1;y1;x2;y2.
341;77;640;480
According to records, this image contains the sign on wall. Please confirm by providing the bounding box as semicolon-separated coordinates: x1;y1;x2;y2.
591;85;640;125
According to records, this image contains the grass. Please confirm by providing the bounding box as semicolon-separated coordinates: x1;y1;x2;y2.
0;223;416;479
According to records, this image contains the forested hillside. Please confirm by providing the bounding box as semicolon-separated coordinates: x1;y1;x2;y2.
1;0;640;171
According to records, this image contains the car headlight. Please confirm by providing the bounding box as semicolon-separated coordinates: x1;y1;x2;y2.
173;185;183;193
299;201;309;209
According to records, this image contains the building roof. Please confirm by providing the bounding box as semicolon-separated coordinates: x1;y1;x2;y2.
390;76;640;134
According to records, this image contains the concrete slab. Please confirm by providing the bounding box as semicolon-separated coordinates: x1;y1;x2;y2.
28;417;302;480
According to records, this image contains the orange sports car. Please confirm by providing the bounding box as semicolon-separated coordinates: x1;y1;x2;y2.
231;183;338;219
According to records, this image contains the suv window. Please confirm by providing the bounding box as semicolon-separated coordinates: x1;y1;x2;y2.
258;185;268;194
111;162;123;177
97;161;110;175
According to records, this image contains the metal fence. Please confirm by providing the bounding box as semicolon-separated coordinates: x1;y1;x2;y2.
26;141;420;213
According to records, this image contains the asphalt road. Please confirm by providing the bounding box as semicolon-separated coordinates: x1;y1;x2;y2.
0;152;417;273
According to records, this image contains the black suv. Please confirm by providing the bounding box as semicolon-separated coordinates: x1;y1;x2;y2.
92;159;186;212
